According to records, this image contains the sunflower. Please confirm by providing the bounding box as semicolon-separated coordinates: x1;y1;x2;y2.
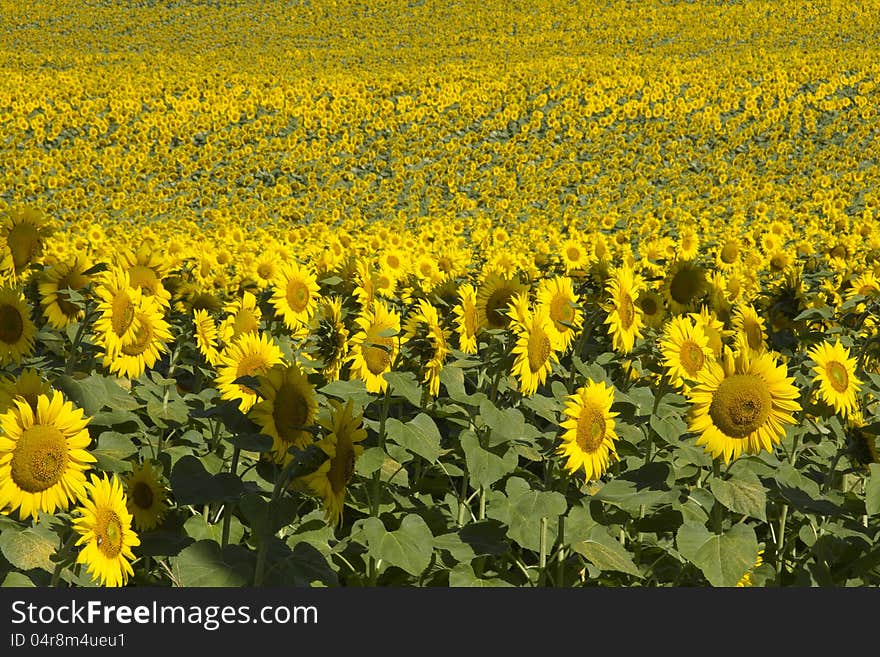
193;308;222;367
0;286;37;366
73;473;140;587
102;299;172;379
348;300;401;394
510;304;559;396
0;368;52;414
636;288;667;331
604;264;645;354
0;392;95;521
659;315;715;390
271;260;321;332
403;298;449;397
453;282;480;354
557;379;620;480
123;460;168;531
92;266;144;358
215;331;285;413
715;237;742;271
536;275;583;352
560;237;592;274
0;206;53;279
687;350;802;463
251;255;281;290
806;340;862;418
731;303;768;355
37;255;93;329
218;291;262;345
662;259;708;316
308;297;349;383
249;363;318;463
476;271;527;331
298;398;367;528
677;229;700;261
689;305;729;359
119;248;172;308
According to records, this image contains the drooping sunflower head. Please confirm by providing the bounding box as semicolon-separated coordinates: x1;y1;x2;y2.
0;391;95;521
349;299;401;394
92;265;144;357
118;248;172;309
124;460;168;532
0;206;54;278
557;379;620;481
250;363;318;463
73;472;140;588
476;271;528;332
731;303;768;356
215;330;285;413
307;296;350;383
453;282;480;355
403;298;449;398
0;286;37;366
689;305;730;360
102;297;173;379
218;291;262;346
806;340;862;419
193;308;222;367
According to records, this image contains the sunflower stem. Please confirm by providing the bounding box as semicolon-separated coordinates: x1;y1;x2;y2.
367;386;393;585
711;460;723;535
776;503;789;585
64;306;94;376
538;516;549;586
555;515;566;587
50;530;79;588
221;447;241;548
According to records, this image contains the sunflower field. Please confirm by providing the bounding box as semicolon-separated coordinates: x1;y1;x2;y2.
0;0;879;589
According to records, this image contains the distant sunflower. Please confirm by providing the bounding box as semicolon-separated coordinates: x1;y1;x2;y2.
557;379;620;480
0;286;36;366
659;315;715;389
807;340;862;418
0;206;53;279
308;297;349;383
119;248;171;308
687;350;801;463
453;283;480;354
348;300;400;394
510;305;558;396
250;363;318;463
193;309;222;367
536;276;583;352
663;259;708;315
715;238;742;271
271;261;321;332
73;473;139;588
37;255;93;329
476;272;527;331
299;399;367;528
0;392;95;521
215;331;285;413
560;237;591;274
251;255;281;290
124;461;168;532
604;264;644;354
403;299;449;397
102;299;172;379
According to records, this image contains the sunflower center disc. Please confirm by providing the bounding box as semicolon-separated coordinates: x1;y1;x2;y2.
364;329;393;375
111;293;136;337
528;331;551;373
54;271;88;318
638;296;658;316
10;425;68;493
709;374;772;439
670;267;703;305
720;242;739;264
96;509;124;559
485;289;514;328
575;407;606;453
463;304;477;336
257;263;274;279
681;341;705;376
235;354;268;394
286;280;310;313
274;384;309;444
618;292;635;329
566;246;582;263
9;222;40;271
328;440;355;494
131;480;154;510
550;294;574;332
745;321;764;350
825;361;849;393
0;304;24;344
121;319;152;356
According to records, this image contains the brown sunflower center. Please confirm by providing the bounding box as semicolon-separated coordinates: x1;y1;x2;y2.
110;291;136;337
825;361;849;393
575;406;607;453
286;279;311;313
273;383;311;445
463;303;477;336
527;329;552;373
744;320;764;351
95;508;124;559
131;480;155;510
720;241;739;264
549;293;574;332
8;222;41;271
709;374;772;439
485;288;515;329
386;254;401;270
566;246;582;263
638;295;658;317
120;318;153;356
618;292;635;330
680;340;706;376
364;328;394;375
10;424;68;493
0;303;24;344
256;262;275;280
669;266;704;306
327;439;355;494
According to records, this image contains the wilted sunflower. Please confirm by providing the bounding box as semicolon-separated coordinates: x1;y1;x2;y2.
403;298;449;397
807;340;862;418
0;368;52;414
453;283;480;354
687;350;801;463
73;473;140;588
250;363;318;463
215;331;285;413
299;398;367;528
124;460;168;532
308;297;349;383
271;260;321;332
604;264;644;354
510;303;558;396
193;308;222;367
662;259;708;315
102;299;172;379
536;275;583;353
0;392;95;521
37;255;93;329
348;299;400;394
476;271;527;331
558;379;620;480
0;206;53;279
0;286;37;366
659;315;715;389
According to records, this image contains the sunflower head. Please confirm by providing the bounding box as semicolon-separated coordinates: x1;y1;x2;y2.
0;206;54;278
124;460;168;532
557;379;620;481
250;363;318;463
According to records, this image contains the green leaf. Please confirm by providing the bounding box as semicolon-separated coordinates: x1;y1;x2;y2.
440;366;487;406
386;414;442;464
591;478;669;515
1;572;36;587
227;433;274;453
170;455;243;505
490;477;567;552
319;379;375;407
449;563;513;587
171;540;254;587
571;527;642;578
0;525;58;573
92;431;138;473
478;400;537;447
458;519;510;556
710;473;767;521
649;412;688;445
460;430;518;490
676;522;758;587
384;371;423;406
184;514;244;546
55;374;139;415
867;464;880;516
363;514;434;576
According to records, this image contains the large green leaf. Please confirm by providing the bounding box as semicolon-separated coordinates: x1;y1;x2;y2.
0;525;58;573
571;527;642;578
709;472;768;522
489;477;567;552
363;514;434;576
171;540;253;587
386;414;442;463
460;430;518;490
478;401;538;447
92;431;138;473
55;374;140;415
866;464;880;516
449;563;513;587
170;455;243;505
676;522;758;587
